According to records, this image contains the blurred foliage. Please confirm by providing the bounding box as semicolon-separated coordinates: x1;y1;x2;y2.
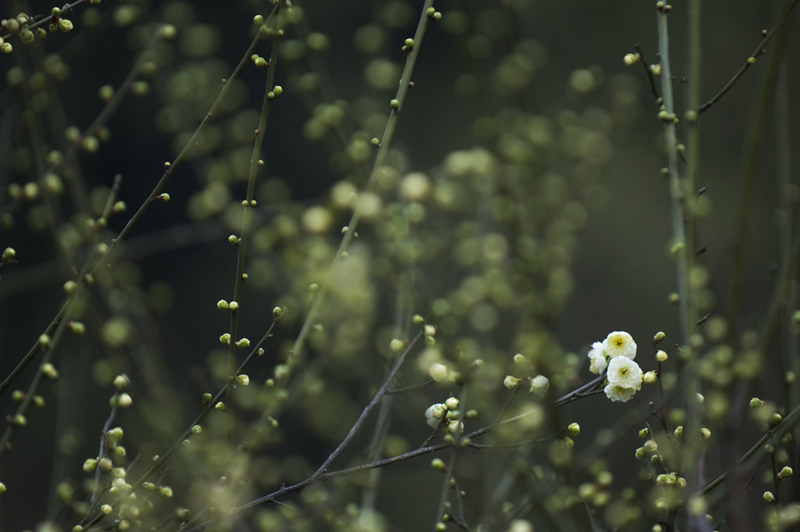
0;0;799;531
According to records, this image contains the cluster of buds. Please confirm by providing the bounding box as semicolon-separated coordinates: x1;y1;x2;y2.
424;397;463;436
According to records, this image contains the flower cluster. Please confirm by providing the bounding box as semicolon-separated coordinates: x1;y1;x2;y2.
424;397;463;435
588;331;643;402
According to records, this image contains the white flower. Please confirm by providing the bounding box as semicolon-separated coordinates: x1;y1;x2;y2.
603;331;637;360
425;403;447;428
604;384;637;403
587;341;607;374
606;356;643;389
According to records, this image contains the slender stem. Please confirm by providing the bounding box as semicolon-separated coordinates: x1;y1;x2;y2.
0;0;92;40
288;0;436;364
726;0;794;339
77;315;284;531
694;403;800;501
681;0;703;507
657;7;691;347
225;2;285;448
0;16;274;399
696;0;798;113
309;329;423;480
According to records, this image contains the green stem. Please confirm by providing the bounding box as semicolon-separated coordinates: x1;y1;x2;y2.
288;0;437;365
225;1;285;448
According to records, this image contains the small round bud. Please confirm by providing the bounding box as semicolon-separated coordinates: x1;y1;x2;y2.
83;459;98;472
59;19;74;32
656;350;668;363
2;248;16;261
41;362;58;379
237;374;250;386
390;99;400;110
219;333;231;345
113;374;129;390
431;458;446;471
643;440;658;454
273;306;283;319
700;428;711;439
115;393;133;408
513;353;528;365
644;371;658;384
228;235;239;245
228;301;239;310
273;85;283;96
215;402;226;411
98;457;113;471
567;422;580;436
623;53;640;65
159;486;173;498
101;504;112;515
39;334;51;348
764;491;775;503
202;393;212;404
155;193;170;202
160;24;176;39
63;280;78;294
674;425;684;438
779;466;793;479
390;338;404;352
217;300;229;310
413;314;424;325
98;85;114;102
747;57;756;65
253;14;264;26
503;376;520;389
235;338;250;349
